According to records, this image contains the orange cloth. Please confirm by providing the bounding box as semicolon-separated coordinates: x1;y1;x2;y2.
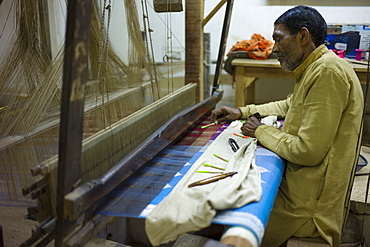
227;34;274;60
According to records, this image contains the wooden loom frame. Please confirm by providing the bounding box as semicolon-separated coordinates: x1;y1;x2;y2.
19;0;234;246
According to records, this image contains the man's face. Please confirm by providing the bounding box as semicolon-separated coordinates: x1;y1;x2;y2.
272;23;304;71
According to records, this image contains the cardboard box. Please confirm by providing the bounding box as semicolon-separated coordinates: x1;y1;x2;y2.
325;31;361;59
342;24;370;50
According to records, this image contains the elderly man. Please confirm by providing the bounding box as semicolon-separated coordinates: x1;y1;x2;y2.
211;5;363;246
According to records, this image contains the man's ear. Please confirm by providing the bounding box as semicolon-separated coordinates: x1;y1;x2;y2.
298;27;311;45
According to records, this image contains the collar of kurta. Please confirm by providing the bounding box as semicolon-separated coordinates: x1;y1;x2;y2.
293;44;328;82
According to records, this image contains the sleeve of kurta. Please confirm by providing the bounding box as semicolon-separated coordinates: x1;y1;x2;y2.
238;97;291;119
255;66;350;166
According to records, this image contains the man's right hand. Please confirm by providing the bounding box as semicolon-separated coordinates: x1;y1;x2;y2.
210;106;242;124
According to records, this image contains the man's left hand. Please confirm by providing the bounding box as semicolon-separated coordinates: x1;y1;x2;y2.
241;117;264;138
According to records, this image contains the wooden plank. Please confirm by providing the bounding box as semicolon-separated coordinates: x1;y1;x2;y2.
55;0;92;245
202;0;227;27
231;58;282;67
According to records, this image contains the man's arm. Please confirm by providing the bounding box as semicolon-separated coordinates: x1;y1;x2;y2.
254;69;349;166
239;97;291;119
211;97;291;124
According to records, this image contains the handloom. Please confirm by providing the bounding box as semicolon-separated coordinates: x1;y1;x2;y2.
0;0;201;243
0;0;286;246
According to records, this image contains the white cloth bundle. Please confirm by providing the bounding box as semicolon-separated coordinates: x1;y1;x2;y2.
261;115;281;128
145;121;262;246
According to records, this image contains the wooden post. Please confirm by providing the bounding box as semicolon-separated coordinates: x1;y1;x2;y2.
55;0;91;245
185;0;204;102
212;0;234;94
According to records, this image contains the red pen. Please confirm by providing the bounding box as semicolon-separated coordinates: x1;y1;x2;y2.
233;133;250;139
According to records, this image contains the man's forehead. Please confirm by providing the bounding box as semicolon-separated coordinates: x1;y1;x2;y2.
272;24;290;37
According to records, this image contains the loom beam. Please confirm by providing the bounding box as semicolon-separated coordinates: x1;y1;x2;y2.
63;90;223;222
55;0;92;245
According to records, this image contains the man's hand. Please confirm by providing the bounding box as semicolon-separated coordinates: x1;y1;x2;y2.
241;117;264;138
210;106;242;124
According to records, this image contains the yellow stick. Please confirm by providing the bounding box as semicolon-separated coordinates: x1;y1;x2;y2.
213;154;229;162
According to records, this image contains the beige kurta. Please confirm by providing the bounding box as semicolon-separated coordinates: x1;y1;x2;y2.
239;45;363;246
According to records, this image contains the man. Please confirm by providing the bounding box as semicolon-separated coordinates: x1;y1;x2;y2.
211;5;363;247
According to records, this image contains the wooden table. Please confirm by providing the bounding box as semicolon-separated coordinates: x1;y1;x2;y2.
231;58;369;107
